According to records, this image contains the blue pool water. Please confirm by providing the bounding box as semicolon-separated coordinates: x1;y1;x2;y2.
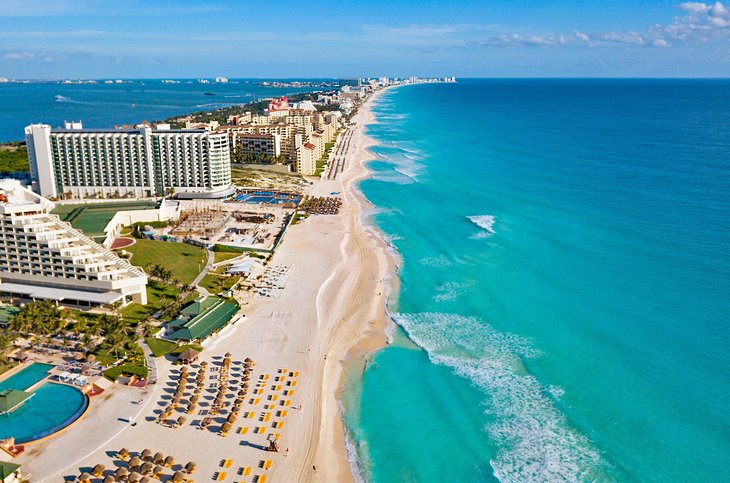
0;383;88;443
345;80;730;481
233;192;302;204
0;362;53;391
0;363;88;443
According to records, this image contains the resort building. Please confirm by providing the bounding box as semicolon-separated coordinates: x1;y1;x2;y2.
295;142;317;176
230;132;281;159
165;296;241;342
0;179;148;307
24;122;234;200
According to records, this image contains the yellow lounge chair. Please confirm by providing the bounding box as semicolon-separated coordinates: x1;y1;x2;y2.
263;460;273;470
224;460;233;468
270;395;279;401
256;476;267;483
217;471;227;480
239;427;249;434
242;467;252;476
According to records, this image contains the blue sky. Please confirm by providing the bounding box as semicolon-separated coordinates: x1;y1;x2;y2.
1;0;729;78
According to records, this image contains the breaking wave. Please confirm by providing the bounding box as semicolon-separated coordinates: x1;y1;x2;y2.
392;312;608;482
468;214;496;239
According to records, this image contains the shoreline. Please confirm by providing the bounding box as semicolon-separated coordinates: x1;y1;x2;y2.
311;85;401;482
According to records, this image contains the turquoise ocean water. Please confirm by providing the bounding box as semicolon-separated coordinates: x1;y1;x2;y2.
345;80;730;482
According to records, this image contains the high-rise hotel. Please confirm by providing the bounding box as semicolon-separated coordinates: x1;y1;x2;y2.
0;179;148;307
25;122;234;200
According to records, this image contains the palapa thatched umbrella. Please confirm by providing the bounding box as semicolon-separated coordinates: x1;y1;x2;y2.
237;389;247;397
172;471;184;483
180;366;189;374
244;357;253;364
196;373;205;383
103;476;115;483
234;397;244;406
242;381;250;387
186;402;196;414
118;447;130;459
171;395;181;406
164;455;175;468
140;462;154;475
200;361;208;367
184;462;196;474
115;467;129;479
92;463;106;476
141;448;152;460
190;394;200;403
128;472;142;483
153;465;165;477
78;472;92;483
220;422;232;435
128;456;142;469
226;413;236;423
177;415;186;427
140;477;152;483
153;452;164;465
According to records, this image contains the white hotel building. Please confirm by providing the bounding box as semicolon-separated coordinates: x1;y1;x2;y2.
25;122;234;200
0;180;148;308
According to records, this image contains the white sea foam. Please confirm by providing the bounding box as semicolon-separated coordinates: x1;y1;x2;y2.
392;312;606;482
418;255;452;268
468;215;496;239
433;281;470;302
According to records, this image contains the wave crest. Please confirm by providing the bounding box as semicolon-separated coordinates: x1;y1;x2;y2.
392;312;607;482
468;215;496;239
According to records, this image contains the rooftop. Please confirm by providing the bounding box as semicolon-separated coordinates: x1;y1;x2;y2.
169;296;239;341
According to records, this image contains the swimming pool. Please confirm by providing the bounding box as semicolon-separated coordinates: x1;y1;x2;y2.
233;192;302;205
0;363;89;443
0;362;53;391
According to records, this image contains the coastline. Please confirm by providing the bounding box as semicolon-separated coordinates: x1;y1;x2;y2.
311;85;401;482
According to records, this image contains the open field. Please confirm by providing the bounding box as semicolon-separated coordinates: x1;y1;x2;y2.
230;167;311;193
0;145;29;172
125;239;206;285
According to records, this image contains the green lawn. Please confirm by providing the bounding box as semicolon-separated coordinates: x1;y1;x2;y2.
214;250;241;264
104;363;148;381
0;146;29;172
199;274;240;294
121;280;181;323
145;337;178;357
126;239;207;285
170;343;204;357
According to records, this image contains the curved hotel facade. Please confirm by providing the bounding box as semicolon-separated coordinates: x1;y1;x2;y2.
25;122;234;200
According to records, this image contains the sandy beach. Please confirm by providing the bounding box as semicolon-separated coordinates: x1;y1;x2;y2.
17;88;395;483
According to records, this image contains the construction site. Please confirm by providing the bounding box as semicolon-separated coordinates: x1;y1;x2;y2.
143;199;295;252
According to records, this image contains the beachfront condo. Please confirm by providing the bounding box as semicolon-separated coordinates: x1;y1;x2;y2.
24;122;234;200
0;179;148;308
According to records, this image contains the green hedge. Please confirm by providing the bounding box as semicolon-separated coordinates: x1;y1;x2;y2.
145;337;178;357
104;364;149;381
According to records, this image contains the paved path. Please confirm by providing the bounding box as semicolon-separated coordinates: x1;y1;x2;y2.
191;247;215;295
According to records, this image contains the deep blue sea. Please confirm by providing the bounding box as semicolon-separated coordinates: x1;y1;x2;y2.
0;79;320;142
345;79;730;482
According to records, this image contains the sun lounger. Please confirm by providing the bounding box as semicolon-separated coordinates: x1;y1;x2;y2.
242;467;252;476
224;459;233;468
217;471;227;480
256;476;267;483
239;427;249;434
263;460;273;470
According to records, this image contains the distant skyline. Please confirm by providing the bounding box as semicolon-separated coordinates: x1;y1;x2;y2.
1;0;730;78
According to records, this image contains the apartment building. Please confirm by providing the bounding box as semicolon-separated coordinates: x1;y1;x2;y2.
230;133;281;159
25;122;233;200
0;179;148;308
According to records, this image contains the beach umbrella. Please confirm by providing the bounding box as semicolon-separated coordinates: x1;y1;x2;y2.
153;453;164;465
172;471;184;482
128;456;142;468
224;352;232;358
196;374;205;383
237;389;246;397
227;413;236;423
200;361;208;367
103;476;115;483
234;397;244;405
186;403;196;413
141;449;152;460
184;461;196;474
153;465;165;476
164;455;175;467
244;357;253;364
115;467;129;478
128;472;142;483
220;422;232;434
118;447;130;459
141;462;154;475
140;477;152;483
177;415;186;426
79;472;91;483
92;464;106;476
180;366;189;374
190;394;199;403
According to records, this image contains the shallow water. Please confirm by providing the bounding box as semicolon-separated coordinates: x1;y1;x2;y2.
346;79;730;482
